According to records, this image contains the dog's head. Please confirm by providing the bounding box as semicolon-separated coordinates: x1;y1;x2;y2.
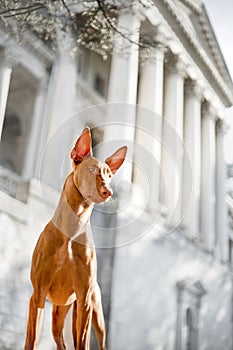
70;127;127;204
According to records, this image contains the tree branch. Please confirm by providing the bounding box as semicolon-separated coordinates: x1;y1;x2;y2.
0;4;45;17
61;0;73;18
95;0;146;49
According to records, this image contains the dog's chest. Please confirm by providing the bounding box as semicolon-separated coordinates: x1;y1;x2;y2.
68;239;73;260
66;238;96;270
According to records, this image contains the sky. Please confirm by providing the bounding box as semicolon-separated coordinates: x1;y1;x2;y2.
203;0;233;163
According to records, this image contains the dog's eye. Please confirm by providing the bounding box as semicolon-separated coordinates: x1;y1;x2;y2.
88;167;97;174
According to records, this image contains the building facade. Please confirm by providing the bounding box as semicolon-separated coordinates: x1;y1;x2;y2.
0;0;233;349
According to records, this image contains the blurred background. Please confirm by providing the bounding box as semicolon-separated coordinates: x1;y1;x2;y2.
0;0;233;349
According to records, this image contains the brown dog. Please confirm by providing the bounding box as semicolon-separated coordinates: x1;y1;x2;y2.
24;127;127;350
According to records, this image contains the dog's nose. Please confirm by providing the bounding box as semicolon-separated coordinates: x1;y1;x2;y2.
99;185;113;200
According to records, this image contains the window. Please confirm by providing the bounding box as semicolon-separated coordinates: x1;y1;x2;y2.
228;236;233;267
77;49;90;80
94;74;105;96
186;307;196;350
175;279;206;350
0;114;21;173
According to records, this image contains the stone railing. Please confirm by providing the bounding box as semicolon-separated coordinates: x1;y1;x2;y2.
0;166;29;203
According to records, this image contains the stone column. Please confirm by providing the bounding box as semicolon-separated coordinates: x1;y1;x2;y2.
161;53;186;228
135;41;166;213
182;79;202;238
22;78;48;179
103;11;141;343
137;41;165;115
0;48;12;140
105;8;141;182
200;102;216;252
40;51;77;190
108;9;141;105
215;119;228;261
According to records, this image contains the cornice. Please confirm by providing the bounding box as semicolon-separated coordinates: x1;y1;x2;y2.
177;0;202;15
198;5;232;87
154;0;233;106
173;1;232;88
22;31;55;67
5;40;50;80
0;22;55;69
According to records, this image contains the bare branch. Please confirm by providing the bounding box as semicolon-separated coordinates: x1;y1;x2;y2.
95;0;148;49
3;8;46;19
0;0;155;57
0;4;45;17
61;0;73;18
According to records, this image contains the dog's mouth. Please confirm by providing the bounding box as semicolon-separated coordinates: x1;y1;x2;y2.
83;192;112;204
102;195;112;203
96;194;112;204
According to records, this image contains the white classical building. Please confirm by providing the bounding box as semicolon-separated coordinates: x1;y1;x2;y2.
0;0;233;349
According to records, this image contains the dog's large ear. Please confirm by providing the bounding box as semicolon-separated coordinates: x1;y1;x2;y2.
105;146;127;174
70;127;93;163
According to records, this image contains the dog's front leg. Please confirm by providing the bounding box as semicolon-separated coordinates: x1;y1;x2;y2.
52;303;72;350
24;293;45;350
75;291;93;350
92;283;107;350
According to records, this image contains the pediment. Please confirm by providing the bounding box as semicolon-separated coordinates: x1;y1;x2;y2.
171;0;232;86
176;278;207;297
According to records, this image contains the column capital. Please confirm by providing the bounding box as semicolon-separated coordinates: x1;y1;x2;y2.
165;52;187;78
185;78;203;101
216;119;229;136
202;101;217;122
140;25;167;64
140;44;165;65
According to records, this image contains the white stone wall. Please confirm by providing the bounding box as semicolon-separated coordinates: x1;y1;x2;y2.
109;220;232;350
0;180;59;349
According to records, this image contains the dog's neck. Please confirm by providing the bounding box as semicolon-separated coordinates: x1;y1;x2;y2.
52;173;94;243
63;172;93;214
